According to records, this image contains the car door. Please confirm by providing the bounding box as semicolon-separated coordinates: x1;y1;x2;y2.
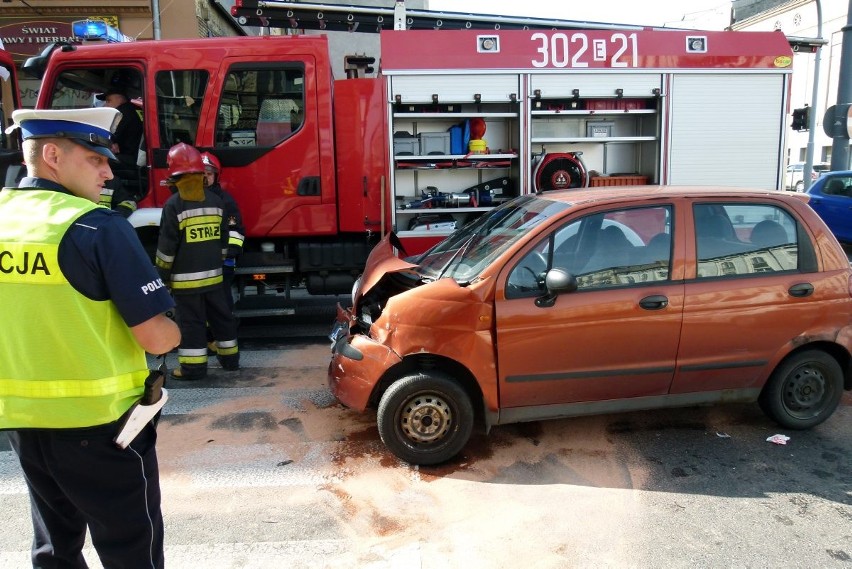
494;203;685;410
808;175;852;243
672;200;827;394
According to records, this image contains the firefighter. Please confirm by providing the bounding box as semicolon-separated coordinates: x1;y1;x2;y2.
156;142;240;379
96;87;143;164
0;107;180;568
96;87;144;218
98;182;138;218
201;151;245;313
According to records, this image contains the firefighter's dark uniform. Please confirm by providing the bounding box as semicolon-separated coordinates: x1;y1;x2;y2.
99;182;138;218
156;187;240;378
207;181;245;312
0;177;174;569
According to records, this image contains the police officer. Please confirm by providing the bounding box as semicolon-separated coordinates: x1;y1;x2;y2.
156;143;240;379
0;107;180;568
201;151;245;313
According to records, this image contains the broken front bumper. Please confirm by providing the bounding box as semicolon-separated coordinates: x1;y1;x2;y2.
327;304;402;411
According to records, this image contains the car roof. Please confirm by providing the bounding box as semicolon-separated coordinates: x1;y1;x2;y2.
534;186;810;207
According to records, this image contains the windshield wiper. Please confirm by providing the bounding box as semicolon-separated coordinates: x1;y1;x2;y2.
434;231;479;282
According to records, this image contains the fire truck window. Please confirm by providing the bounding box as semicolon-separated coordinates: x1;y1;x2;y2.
155;70;209;147
49;67;143;111
215;67;305;148
1;64;23;186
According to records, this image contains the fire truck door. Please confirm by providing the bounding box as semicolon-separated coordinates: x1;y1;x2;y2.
0;50;22;187
191;58;331;237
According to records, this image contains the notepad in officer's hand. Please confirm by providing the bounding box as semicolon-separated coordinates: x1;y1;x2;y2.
114;362;168;449
114;389;168;449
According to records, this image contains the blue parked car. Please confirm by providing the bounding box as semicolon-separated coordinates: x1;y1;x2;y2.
806;170;852;244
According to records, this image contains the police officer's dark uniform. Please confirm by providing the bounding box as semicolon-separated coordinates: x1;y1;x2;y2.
0;108;176;568
156;143;240;379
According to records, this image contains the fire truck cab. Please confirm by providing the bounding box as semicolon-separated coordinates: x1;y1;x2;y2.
0;48;22;187
23;36;386;317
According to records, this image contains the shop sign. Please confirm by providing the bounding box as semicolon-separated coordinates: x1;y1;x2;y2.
0;17;118;62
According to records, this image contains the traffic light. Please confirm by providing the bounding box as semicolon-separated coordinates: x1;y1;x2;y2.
792;107;810;131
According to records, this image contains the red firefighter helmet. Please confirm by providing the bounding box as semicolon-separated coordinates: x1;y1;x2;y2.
166;142;204;177
201;151;220;173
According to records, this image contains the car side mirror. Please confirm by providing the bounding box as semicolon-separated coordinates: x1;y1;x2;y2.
535;268;578;307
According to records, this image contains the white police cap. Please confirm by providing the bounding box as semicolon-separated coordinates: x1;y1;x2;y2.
6;107;122;161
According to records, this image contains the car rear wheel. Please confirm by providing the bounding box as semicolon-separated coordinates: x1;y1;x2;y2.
759;350;843;429
377;372;474;466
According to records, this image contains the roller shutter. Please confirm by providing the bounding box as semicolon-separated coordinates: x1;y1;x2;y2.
668;74;785;188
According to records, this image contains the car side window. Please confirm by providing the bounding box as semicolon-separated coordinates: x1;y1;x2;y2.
505;205;672;298
822;176;852;197
694;203;801;278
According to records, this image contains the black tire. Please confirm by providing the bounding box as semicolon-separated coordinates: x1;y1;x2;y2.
759;350;843;430
377;372;474;466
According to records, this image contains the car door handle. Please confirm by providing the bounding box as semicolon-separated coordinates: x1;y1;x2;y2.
788;283;814;298
639;295;669;310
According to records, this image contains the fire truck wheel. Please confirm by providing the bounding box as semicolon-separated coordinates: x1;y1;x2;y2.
758;350;843;430
377;371;474;466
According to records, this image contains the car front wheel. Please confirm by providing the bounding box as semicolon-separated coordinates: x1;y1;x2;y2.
377;372;474;466
759;350;843;430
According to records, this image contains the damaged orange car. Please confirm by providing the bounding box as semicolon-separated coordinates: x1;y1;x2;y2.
328;187;852;465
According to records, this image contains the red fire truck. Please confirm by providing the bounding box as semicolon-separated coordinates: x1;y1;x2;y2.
14;2;794;317
0;48;21;185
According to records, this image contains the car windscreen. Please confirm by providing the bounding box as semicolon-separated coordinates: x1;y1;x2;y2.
414;195;570;283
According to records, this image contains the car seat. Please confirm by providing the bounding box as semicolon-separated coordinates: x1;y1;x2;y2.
750;220;788;248
695;213;738;259
579;225;633;273
644;232;671;263
824;178;846;195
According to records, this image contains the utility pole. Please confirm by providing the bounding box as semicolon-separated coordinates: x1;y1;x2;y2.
803;0;822;191
829;1;852;170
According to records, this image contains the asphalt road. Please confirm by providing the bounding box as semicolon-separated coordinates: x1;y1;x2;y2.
1;311;851;568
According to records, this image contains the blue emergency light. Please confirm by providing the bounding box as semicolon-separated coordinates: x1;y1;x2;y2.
71;20;131;43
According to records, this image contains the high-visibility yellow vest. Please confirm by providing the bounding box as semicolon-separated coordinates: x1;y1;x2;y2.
0;188;148;429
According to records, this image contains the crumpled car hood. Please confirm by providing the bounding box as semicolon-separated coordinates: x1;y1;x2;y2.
357;232;418;301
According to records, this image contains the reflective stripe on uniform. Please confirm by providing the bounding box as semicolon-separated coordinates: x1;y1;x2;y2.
177;207;223;222
170;267;223;290
228;231;245;247
178;347;208;365
216;338;239;356
117;200;138;212
98;188;114;208
0;371;145;398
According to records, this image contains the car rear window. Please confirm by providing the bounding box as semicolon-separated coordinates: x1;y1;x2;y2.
694;203;802;277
